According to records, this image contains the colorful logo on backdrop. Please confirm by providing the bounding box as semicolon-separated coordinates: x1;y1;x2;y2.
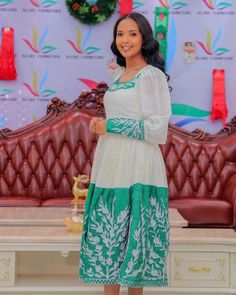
30;0;58;8
22;26;56;54
159;0;187;9
133;1;144;9
172;104;210;127
67;27;100;54
0;0;15;6
0;88;14;97
197;28;229;55
78;78;99;89
203;0;232;10
23;70;56;97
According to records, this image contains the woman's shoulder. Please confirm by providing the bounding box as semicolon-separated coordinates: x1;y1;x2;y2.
138;65;167;83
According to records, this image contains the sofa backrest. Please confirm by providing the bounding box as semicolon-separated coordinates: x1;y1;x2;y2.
0;83;236;206
0;84;107;206
162;127;236;200
0;109;98;206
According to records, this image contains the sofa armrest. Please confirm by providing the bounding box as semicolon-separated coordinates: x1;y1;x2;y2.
222;174;236;227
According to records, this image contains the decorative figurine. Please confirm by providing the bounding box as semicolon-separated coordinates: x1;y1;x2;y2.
64;175;89;233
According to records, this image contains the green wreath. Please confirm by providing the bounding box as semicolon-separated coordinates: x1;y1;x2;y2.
65;0;117;25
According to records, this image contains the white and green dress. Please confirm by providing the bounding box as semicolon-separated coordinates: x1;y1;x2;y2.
79;65;172;288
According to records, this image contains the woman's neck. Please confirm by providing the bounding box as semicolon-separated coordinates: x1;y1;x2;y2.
125;56;147;70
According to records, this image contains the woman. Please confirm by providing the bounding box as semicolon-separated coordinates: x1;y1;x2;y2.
79;12;172;295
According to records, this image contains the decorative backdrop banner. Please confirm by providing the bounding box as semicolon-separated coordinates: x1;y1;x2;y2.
0;0;235;133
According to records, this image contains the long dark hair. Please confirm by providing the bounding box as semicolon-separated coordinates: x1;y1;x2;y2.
111;12;165;73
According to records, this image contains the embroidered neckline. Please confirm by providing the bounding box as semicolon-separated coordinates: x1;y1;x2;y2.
107;64;151;92
117;64;151;84
108;78;137;92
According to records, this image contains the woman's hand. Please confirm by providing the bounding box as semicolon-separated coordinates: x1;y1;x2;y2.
89;117;107;135
96;119;107;135
89;117;99;133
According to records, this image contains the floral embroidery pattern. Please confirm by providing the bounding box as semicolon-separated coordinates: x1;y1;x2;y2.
107;117;145;140
81;196;130;281
79;184;169;287
121;195;169;285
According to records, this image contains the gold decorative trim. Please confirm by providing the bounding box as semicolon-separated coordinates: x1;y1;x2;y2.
188;266;211;273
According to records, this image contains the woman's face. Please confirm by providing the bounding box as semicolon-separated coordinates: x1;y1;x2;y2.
115;18;143;60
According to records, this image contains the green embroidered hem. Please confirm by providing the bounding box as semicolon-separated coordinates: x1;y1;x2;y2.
80;276;168;288
79;183;169;287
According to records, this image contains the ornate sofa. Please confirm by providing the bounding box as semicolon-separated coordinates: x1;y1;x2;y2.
0;83;236;228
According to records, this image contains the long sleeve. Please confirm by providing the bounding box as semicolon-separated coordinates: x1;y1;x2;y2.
106;66;172;145
138;67;172;144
